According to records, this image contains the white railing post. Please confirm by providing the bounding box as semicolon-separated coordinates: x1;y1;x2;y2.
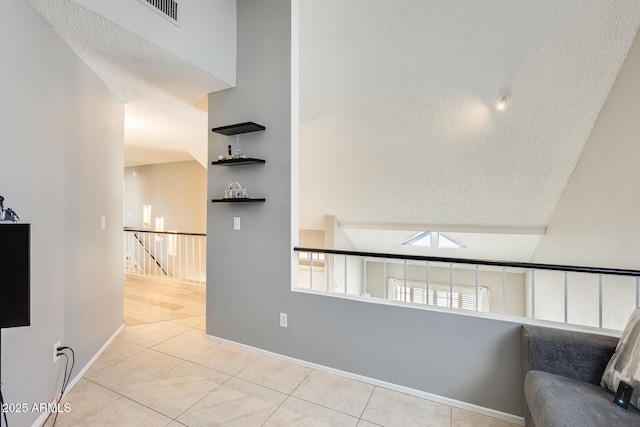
564;272;568;324
598;275;603;329
531;269;536;319
363;257;367;296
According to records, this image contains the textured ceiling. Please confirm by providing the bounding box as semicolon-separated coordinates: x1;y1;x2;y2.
298;0;640;244
28;0;231;167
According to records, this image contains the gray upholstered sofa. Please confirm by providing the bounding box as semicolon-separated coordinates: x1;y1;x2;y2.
522;324;640;426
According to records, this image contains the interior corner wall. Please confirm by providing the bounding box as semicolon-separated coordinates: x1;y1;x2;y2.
0;2;124;425
207;0;523;416
124;160;207;234
75;0;237;86
530;30;640;330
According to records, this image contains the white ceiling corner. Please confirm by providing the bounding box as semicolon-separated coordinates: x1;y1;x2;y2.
27;0;231;167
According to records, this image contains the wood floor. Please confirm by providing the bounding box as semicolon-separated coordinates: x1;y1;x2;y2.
124;276;206;326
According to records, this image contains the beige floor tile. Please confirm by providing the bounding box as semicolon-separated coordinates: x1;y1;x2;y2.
72;397;172;427
124;278;206;325
152;329;217;360
42;379;120;427
119;323;152;339
191;343;259;375
177;377;287;427
118;321;192;348
86;338;146;376
170;315;206;328
357;421;383;427
236;356;312;394
85;349;183;395
264;396;359;427
291;370;374;418
452;407;520;427
126;361;231;419
361;387;451;427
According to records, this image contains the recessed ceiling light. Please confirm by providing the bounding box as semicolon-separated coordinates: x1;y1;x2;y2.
496;96;508;111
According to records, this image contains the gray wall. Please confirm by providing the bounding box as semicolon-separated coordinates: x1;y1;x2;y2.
207;0;524;416
0;2;124;425
124;160;207;234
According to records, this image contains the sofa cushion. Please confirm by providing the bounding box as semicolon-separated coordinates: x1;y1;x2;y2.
522;324;618;386
526;370;640;427
601;308;640;408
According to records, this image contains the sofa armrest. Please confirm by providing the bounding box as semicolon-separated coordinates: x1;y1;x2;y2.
522;324;618;386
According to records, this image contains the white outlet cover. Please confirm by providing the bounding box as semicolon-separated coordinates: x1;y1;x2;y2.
279;313;287;328
234;217;241;230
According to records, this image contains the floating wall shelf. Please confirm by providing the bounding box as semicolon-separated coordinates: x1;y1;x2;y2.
211;122;265;135
211;122;266;204
212;158;266;166
211;198;266;203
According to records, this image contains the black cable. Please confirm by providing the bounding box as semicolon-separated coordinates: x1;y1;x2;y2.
0;382;8;427
51;353;69;427
58;347;74;395
41;346;75;427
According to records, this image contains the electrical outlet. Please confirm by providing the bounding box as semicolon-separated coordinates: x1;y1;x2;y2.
234;217;241;230
279;313;287;328
53;341;61;363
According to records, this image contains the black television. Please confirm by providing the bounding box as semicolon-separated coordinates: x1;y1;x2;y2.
0;223;30;328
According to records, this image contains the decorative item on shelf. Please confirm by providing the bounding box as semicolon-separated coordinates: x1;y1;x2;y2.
224;182;249;199
0;195;21;223
220;138;248;160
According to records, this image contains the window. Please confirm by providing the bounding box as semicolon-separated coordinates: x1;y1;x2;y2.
403;232;464;248
387;278;489;312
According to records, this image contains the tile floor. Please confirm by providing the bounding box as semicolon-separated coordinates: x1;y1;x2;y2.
45;314;521;427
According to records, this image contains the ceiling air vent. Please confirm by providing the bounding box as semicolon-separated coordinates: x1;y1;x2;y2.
139;0;178;23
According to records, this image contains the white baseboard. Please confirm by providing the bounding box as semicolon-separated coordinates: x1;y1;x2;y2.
206;333;524;426
31;323;125;427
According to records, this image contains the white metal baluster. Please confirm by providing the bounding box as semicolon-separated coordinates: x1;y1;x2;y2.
426;261;430;306
502;267;506;315
143;233;147;276
564;272;568;324
404;260;408;302
475;265;479;311
530;269;535;319
154;233;158;277
449;263;453;308
326;255;330;292
598;275;603;329
192;236;195;284
344;255;347;295
199;235;202;283
179;235;182;282
636;277;639;309
383;259;387;300
363;257;367;297
309;254;314;290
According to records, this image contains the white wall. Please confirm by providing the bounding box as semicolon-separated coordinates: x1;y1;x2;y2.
75;0;236;85
529;30;640;331
124;160;207;234
0;2;124;426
